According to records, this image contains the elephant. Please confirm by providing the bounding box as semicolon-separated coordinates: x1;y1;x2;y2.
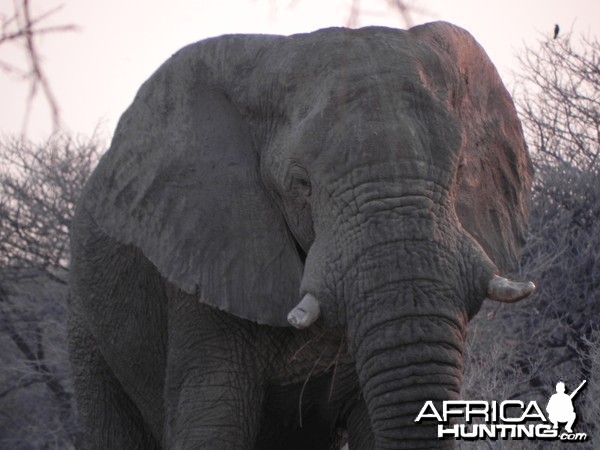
69;21;535;449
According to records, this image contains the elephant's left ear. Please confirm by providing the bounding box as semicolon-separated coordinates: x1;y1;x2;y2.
411;22;534;273
81;40;302;327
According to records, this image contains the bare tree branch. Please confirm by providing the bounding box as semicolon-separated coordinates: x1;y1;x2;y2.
386;0;414;28
0;283;77;444
0;134;101;284
0;1;77;135
0;377;45;400
515;33;600;172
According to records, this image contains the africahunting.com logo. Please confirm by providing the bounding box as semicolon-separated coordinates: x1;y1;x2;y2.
415;380;588;442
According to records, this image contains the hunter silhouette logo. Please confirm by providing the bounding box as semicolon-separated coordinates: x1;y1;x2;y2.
415;379;589;442
546;380;586;434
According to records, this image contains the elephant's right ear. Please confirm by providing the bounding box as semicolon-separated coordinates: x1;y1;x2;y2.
81;42;303;327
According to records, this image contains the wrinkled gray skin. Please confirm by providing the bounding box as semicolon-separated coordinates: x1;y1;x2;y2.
69;22;534;449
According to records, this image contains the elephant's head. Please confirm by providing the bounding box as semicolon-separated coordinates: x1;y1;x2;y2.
82;22;534;447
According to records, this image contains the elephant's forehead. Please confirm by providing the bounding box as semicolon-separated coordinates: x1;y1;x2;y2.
271;32;459;162
260;28;456;137
275;28;425;93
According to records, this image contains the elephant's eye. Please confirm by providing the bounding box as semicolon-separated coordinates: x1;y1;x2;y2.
287;166;311;198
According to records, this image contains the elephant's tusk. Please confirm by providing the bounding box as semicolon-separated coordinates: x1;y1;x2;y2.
287;293;320;329
487;275;535;302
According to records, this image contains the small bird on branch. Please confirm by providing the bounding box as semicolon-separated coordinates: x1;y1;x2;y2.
554;24;560;39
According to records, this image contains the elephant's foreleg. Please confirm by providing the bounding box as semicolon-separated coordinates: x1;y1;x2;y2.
68;314;160;449
345;396;375;450
164;292;265;449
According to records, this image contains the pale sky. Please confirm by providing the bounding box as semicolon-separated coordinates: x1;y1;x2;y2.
1;0;598;140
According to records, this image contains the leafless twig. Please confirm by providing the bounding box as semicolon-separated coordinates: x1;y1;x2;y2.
0;0;77;135
0;134;101;284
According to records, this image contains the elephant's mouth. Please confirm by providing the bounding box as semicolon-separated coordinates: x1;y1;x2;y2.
287;246;534;330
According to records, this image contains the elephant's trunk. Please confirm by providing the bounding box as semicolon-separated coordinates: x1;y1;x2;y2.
352;310;463;448
344;243;470;449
